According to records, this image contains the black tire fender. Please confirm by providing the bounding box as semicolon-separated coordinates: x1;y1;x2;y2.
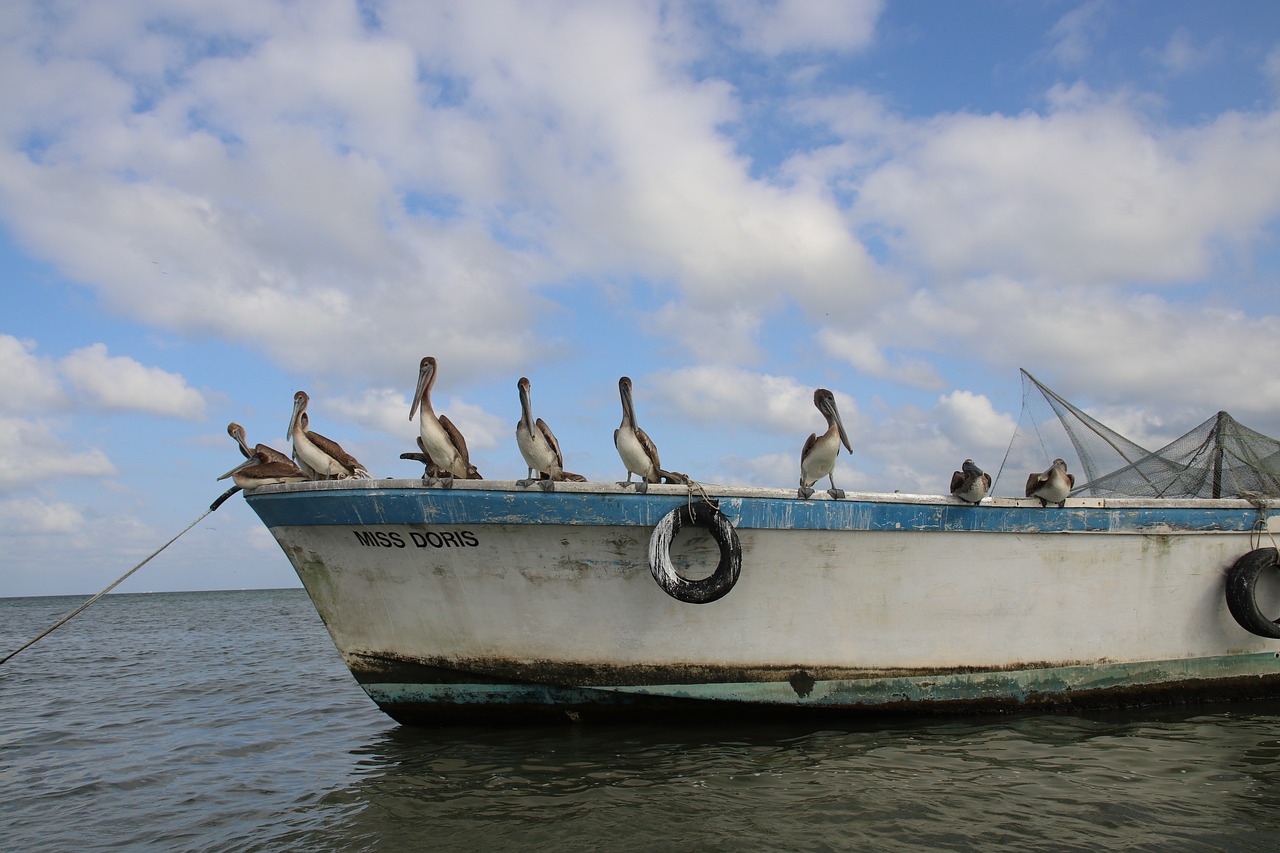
1225;547;1280;639
648;501;742;604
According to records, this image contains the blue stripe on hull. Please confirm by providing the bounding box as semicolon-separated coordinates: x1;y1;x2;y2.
246;483;1268;534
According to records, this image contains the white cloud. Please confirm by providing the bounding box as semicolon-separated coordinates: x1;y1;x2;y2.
0;335;67;414
935;390;1018;451
699;387;1019;495
0;0;890;380
868;278;1280;429
0;496;84;534
817;328;943;389
849;96;1280;284
328;387;415;438
715;0;883;56
1265;46;1280;96
436;398;506;454
1048;0;1109;66
60;344;207;420
649;365;858;436
0;415;116;489
1151;27;1218;76
0;1;1278;537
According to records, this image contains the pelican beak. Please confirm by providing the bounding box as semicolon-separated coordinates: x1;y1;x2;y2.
518;377;533;424
618;376;633;417
824;396;853;454
288;395;305;441
218;457;256;481
410;359;433;421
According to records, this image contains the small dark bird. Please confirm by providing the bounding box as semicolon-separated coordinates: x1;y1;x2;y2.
950;459;992;504
1026;458;1074;507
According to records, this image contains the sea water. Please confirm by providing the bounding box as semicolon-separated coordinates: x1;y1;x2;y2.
4;589;1280;852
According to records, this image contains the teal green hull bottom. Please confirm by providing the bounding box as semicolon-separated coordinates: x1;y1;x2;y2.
359;653;1280;726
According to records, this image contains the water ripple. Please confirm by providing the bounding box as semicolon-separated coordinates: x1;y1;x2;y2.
7;591;1280;851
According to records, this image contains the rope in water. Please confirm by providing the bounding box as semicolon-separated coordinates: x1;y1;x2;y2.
0;486;240;667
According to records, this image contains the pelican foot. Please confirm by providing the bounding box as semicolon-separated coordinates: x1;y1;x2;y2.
617;481;634;490
798;486;814;500
421;474;437;487
827;488;846;500
636;482;648;494
516;478;537;487
537;480;555;492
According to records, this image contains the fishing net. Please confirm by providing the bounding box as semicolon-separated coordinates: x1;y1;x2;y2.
995;370;1280;499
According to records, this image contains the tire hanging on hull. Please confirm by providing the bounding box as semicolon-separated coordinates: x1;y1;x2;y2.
1225;547;1280;639
648;501;741;604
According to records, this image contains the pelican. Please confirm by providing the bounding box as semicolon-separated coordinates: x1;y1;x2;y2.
409;356;482;486
288;391;370;479
614;376;663;492
950;459;992;504
1026;458;1074;507
399;436;445;482
219;446;309;490
516;377;584;489
799;388;853;500
227;422;294;466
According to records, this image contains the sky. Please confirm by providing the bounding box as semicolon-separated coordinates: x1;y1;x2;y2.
2;0;1280;597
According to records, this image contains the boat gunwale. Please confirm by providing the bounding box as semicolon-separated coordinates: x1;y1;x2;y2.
245;477;1279;512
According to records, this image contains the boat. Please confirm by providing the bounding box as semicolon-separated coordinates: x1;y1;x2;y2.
243;477;1280;725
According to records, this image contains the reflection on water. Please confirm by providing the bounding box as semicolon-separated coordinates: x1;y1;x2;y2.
5;590;1280;852
288;706;1280;852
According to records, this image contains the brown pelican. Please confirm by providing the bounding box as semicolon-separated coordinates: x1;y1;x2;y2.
950;459;992;504
614;376;663;493
409;356;482;486
227;422;294;466
399;436;445;481
799;388;853;500
515;377;584;490
218;446;309;490
1026;458;1074;507
288;391;370;479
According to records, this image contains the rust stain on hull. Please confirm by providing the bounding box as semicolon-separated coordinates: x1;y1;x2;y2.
346;650;1280;726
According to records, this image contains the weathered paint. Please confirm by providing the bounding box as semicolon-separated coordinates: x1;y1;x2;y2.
357;652;1280;724
247;478;1273;534
243;479;1280;724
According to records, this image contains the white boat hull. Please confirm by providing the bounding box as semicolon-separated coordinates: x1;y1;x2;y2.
244;480;1280;724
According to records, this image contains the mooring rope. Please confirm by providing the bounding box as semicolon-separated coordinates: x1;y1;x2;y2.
0;486;240;667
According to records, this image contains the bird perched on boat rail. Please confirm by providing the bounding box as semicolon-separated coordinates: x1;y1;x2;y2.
288;391;370;479
227;422;294;466
1026;458;1074;507
410;356;482;487
516;376;585;490
218;445;309;490
798;388;853;500
950;459;992;504
614;376;665;493
399;436;445;482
